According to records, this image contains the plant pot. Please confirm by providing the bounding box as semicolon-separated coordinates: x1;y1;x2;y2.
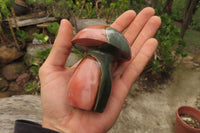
175;106;200;133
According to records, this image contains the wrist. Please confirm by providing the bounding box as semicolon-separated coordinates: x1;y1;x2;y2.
42;119;71;133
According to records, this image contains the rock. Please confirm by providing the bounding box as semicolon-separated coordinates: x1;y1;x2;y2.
0;92;11;98
8;82;22;92
13;3;29;16
76;19;107;32
0;78;9;92
25;43;52;66
16;73;30;87
0;46;24;64
26;43;52;57
15;0;27;7
32;38;43;45
0;95;42;133
2;62;25;81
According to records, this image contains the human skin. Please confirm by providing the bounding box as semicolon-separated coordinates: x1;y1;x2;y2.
39;7;161;133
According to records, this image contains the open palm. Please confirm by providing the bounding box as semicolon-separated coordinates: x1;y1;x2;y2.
39;7;161;133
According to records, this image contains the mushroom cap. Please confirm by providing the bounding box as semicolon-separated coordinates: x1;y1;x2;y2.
72;25;131;60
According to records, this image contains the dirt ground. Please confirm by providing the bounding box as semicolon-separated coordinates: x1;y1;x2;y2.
109;63;200;133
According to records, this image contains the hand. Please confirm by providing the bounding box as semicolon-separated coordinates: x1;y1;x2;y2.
39;7;161;133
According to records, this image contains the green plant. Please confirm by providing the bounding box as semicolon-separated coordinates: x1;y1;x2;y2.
25;81;40;95
190;7;200;31
0;0;20;48
153;13;187;72
102;0;129;23
25;0;36;4
29;48;51;76
36;48;51;60
16;30;29;41
26;48;51;94
38;0;53;6
47;22;59;36
49;0;75;18
129;0;146;12
154;0;167;15
190;19;200;31
171;0;185;21
0;0;28;49
33;33;49;44
25;0;130;24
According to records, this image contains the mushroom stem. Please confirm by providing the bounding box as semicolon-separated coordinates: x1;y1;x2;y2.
87;50;113;112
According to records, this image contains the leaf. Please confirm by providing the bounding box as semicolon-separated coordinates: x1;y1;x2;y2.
110;2;116;8
35;50;43;59
16;30;29;41
30;58;40;66
33;33;49;43
30;66;39;74
47;22;59;35
181;51;188;58
5;0;14;7
152;60;162;72
26;82;36;92
1;4;10;17
33;33;43;40
36;48;51;59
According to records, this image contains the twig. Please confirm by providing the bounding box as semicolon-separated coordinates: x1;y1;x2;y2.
11;7;26;49
11;8;19;30
7;16;20;49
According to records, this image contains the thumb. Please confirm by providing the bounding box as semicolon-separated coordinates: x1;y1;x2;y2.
45;19;73;67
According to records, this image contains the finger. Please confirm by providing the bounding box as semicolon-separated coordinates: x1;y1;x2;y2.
121;38;158;89
110;10;136;32
124;7;155;45
45;19;73;67
131;16;161;58
113;16;161;77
